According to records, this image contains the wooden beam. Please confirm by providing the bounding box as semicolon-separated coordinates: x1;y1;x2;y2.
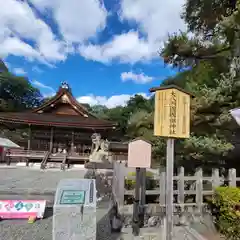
49;127;54;153
27;125;32;151
71;130;75;152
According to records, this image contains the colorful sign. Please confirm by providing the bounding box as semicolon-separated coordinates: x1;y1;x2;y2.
60;190;85;204
154;88;191;138
0;200;46;219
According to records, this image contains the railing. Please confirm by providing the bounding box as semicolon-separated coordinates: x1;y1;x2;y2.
67;152;90;160
112;162;240;212
61;154;67;170
108;153;127;162
40;151;51;169
6;149;47;158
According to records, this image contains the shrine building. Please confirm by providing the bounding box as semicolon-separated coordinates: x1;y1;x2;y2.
0;82;125;168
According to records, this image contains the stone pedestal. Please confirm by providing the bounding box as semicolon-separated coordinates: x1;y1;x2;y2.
53;179;97;240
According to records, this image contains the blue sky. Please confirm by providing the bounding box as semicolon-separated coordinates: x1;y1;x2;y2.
1;0;186;108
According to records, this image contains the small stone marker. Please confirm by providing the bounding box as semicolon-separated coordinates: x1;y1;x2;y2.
53;179;97;240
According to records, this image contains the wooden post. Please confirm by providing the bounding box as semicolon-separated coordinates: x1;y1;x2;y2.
196;168;203;214
159;168;166;205
115;162;120;203
212;169;220;188
229;168;236;187
118;162;125;207
166;138;174;240
140;168;146;205
132;167;141;236
49;127;54;153
178;167;185;205
71;131;74;153
159;168;166;221
139;168;146;227
27;125;31;151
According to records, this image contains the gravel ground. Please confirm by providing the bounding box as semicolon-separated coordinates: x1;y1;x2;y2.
0;167;87;191
0;167;207;240
0;167;105;240
0;218;201;240
0;216;53;240
0;204;113;240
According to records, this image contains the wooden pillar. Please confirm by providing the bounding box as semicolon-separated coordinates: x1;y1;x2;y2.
49;127;54;153
27;125;32;151
71;131;75;152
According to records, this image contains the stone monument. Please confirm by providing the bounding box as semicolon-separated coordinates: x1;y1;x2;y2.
53;179;97;240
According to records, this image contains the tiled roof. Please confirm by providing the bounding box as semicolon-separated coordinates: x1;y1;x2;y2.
0;112;116;129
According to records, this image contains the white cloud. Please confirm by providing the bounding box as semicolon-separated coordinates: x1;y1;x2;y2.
121;71;154;84
120;0;186;43
77;92;149;108
0;37;41;60
78;0;186;64
32;80;55;95
0;0;107;64
79;31;156;64
13;68;26;75
42;92;56;98
0;0;67;63
32;66;43;73
0;0;186;65
30;0;107;43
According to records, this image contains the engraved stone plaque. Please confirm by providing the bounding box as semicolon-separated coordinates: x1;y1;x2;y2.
53;179;97;240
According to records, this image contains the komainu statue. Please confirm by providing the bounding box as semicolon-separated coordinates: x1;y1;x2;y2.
89;133;110;163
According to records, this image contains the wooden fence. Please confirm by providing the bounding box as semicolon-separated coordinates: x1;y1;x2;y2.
112;162;240;211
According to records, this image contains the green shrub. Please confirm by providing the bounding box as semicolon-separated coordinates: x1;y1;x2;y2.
211;187;240;240
125;171;157;190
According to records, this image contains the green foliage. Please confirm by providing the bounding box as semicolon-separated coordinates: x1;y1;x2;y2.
0;59;9;73
125;171;157;190
211;187;240;239
127;110;154;140
88;94;154;137
183;0;237;35
0;71;43;111
156;0;240;171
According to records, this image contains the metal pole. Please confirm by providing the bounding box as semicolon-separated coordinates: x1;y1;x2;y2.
166;138;174;240
132;167;140;236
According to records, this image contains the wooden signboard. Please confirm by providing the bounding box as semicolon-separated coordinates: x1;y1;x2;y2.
127;138;151;168
152;86;191;139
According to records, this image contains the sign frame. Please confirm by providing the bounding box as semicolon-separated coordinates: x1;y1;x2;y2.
60;190;86;205
150;85;193;139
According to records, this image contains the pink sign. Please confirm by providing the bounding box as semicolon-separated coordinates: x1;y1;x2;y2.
128;138;152;168
0;200;46;219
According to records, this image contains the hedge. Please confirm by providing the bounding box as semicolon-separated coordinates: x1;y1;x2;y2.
211;187;240;240
125;171;157;190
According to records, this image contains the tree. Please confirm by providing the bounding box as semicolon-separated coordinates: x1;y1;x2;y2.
0;71;43;112
0;60;8;73
89;105;109;118
91;94;154;137
127;110;154;140
158;0;240;172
